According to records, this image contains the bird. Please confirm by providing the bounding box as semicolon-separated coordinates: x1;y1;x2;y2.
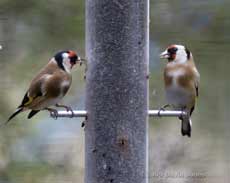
5;50;83;124
160;44;200;137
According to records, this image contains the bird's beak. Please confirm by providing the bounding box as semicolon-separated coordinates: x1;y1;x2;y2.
160;50;170;59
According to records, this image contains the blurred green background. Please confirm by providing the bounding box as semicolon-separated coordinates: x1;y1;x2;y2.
0;0;229;183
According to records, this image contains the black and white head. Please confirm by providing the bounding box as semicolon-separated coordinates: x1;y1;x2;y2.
160;44;191;63
54;50;81;72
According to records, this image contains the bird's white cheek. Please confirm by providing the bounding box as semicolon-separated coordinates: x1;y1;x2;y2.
175;52;187;63
63;58;72;73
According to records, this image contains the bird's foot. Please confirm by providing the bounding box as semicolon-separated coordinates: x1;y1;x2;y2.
158;104;171;117
46;108;58;119
179;107;187;120
55;104;74;118
65;106;74;118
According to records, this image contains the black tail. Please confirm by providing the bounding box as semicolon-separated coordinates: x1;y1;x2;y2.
181;116;192;137
27;110;40;119
5;108;23;125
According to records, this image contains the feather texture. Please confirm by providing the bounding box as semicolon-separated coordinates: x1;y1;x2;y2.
5;50;77;124
161;45;200;137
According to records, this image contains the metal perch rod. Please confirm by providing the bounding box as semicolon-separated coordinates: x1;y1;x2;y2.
50;110;188;118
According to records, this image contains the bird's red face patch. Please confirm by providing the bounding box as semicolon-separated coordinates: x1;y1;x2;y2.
68;50;77;58
67;50;79;68
167;45;178;62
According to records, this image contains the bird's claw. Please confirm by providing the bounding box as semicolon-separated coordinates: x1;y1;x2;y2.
55;104;74;118
157;107;165;117
70;110;74;118
50;109;58;119
65;106;74;118
179;107;186;120
158;104;171;117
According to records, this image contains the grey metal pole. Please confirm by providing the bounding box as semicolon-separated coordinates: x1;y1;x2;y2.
85;0;149;183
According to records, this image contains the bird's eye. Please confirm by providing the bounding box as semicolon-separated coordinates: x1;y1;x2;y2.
168;47;178;54
70;55;78;65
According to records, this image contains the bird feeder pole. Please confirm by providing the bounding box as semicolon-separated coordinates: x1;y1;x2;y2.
85;0;149;182
50;1;189;182
50;0;189;182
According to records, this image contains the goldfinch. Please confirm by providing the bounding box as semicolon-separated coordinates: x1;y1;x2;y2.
160;44;200;137
6;50;82;124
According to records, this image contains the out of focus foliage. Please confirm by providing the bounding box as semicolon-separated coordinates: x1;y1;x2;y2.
0;0;229;183
0;1;85;183
149;1;230;183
